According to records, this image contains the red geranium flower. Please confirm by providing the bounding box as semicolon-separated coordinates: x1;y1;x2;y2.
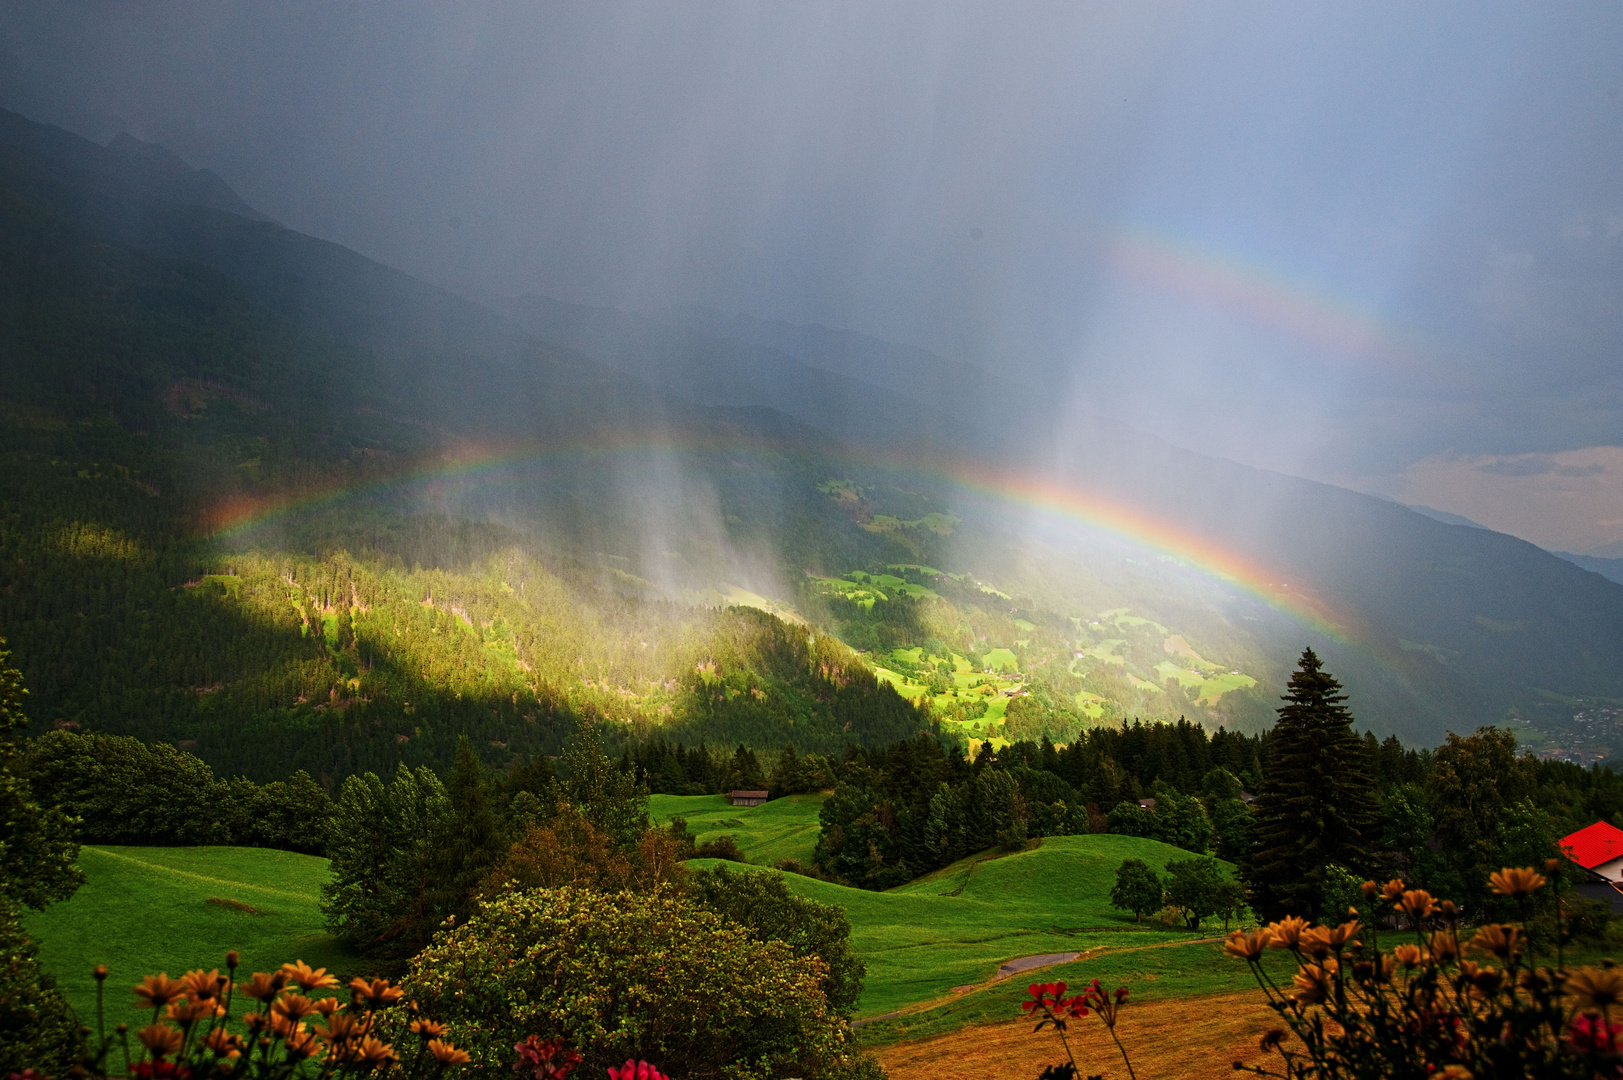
1569;1013;1623;1055
607;1061;669;1080
513;1035;583;1080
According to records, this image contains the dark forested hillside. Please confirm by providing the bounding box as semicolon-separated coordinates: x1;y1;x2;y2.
4;104;1623;772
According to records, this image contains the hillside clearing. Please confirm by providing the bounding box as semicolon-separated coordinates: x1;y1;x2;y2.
24;846;360;1020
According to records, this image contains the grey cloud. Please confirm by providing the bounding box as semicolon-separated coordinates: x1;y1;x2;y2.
1;1;1621;486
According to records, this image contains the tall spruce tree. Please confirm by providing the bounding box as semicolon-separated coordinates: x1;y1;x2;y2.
1240;648;1379;920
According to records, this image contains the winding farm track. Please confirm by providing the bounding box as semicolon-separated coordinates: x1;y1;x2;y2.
876;991;1280;1080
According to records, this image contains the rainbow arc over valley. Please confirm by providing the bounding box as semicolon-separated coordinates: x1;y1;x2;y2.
208;433;1359;644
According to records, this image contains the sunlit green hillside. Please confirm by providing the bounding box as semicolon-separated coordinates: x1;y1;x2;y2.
23;846;360;1020
692;832;1242;1017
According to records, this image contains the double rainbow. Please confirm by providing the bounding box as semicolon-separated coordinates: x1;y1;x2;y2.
209;435;1355;643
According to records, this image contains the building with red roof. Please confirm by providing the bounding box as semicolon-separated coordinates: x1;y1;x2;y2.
1561;821;1623;883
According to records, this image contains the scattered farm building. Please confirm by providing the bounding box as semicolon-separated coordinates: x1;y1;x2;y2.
1561;821;1623;913
727;789;769;807
1562;821;1623;882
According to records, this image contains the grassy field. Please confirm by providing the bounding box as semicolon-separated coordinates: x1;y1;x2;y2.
690;832;1246;1019
24;846;360;1021
25;822;1249;1042
650;792;829;866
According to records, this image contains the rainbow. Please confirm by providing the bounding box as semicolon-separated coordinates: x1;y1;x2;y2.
209;434;1356;643
1108;227;1428;374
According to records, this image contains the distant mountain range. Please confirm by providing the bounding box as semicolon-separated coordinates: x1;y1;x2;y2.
4;105;1623;753
1402;501;1623;587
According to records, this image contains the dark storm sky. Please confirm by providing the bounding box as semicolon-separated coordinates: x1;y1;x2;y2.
3;2;1622;548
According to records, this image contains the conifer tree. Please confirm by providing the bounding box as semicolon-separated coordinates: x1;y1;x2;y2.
1240;647;1379;920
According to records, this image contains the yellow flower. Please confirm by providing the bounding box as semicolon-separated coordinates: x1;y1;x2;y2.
285;1027;323;1062
165;998;223;1024
1224;929;1273;961
201;1027;244;1059
349;976;403;1011
281;960;339;992
316;1011;369;1046
273;994;320;1022
429;1039;471;1065
137;1023;184;1059
1468;924;1522;962
1299;927;1335;960
410;1018;449;1038
133;973;185;1009
238;971;288;1004
355;1036;398;1068
1568;967;1623;1013
315;997;342;1017
1392;944;1425;969
1290;961;1337;1005
1436;1067;1473;1080
1458;960;1504;997
1267;916;1311;950
1397;889;1436;921
1427;931;1460;964
180;968;226;1001
1381;879;1406;901
1488;867;1546;899
1259;1027;1289;1053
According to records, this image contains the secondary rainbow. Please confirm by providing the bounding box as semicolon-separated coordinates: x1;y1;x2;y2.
1108;226;1426;375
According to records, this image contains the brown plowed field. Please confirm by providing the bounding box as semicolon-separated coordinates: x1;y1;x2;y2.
875;992;1281;1080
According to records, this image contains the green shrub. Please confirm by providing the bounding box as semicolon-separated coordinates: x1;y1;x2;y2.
689;864;866;1015
0;908;80;1074
399;885;857;1079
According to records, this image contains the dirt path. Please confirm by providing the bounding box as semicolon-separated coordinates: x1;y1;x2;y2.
875;991;1281;1080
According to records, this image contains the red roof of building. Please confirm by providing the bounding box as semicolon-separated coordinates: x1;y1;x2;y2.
1561;821;1623;869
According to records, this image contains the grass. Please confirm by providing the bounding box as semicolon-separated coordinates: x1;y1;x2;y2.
26;822;1251;1046
690;833;1243;1019
24;846;360;1021
982;648;1019;672
650;792;829;866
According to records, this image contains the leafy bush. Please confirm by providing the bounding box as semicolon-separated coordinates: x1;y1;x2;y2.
0;908;80;1075
399;885;859;1079
694;834;748;861
0;639;83;1073
689;865;866;1015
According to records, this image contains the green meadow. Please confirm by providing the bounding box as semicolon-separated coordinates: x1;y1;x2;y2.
691;831;1244;1018
25;814;1245;1033
651;791;830;866
24;846;360;1021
